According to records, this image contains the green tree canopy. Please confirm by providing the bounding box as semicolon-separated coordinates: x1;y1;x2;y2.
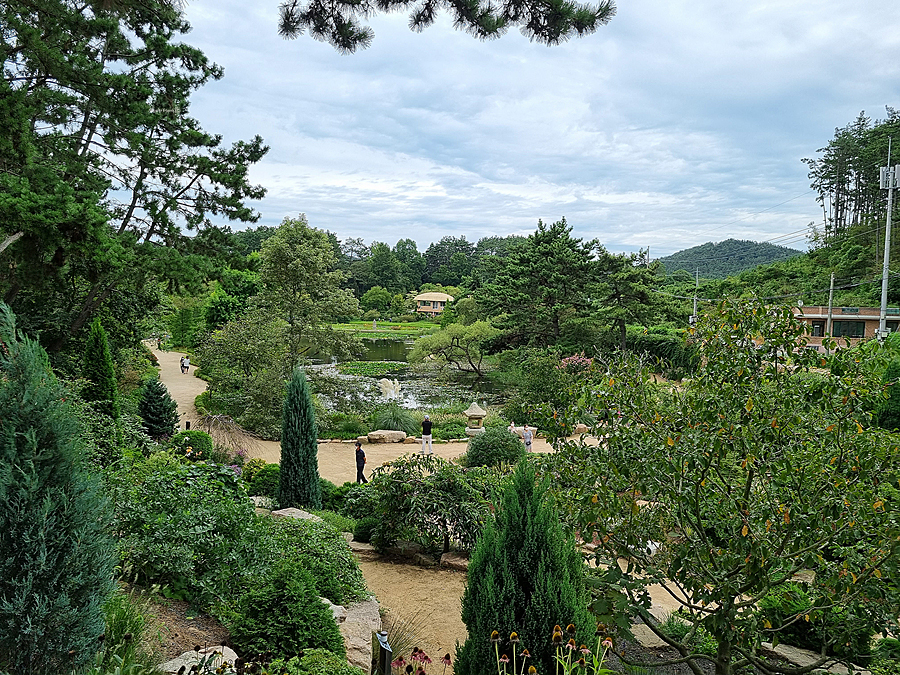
278;0;616;53
535;300;900;675
258;215;360;364
478;218;599;348
409;320;499;377
0;0;267;353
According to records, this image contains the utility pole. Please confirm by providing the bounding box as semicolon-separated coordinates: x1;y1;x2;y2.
690;269;699;326
877;138;899;341
826;272;834;355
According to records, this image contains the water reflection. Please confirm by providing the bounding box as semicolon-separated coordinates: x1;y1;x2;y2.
307;336;501;407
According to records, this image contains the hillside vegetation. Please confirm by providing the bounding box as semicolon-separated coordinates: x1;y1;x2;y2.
658;239;802;278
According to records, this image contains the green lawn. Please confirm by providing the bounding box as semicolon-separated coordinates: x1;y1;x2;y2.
332;320;440;339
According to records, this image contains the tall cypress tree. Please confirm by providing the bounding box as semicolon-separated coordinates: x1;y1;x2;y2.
83;318;121;444
279;367;321;509
455;460;594;675
0;304;116;674
138;377;180;440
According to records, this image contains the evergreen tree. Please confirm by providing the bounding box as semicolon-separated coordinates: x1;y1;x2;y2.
279;368;322;509
83;318;122;444
455;460;593;675
0;304;116;674
138;377;180;440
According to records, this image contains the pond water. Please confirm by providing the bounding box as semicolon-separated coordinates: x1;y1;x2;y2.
309;336;502;408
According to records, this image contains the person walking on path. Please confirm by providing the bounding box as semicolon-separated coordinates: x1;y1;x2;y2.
355;441;368;484
421;414;433;455
522;424;533;452
182;355;190;373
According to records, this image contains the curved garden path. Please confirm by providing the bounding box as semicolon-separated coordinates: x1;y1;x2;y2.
150;343;553;483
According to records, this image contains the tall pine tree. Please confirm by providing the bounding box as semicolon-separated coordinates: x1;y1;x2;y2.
138;377;180;440
279;367;321;509
0;304;116;674
455;460;594;675
83;318;122;444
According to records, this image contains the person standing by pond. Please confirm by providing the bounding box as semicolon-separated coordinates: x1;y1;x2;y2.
421;414;433;455
355;441;367;484
522;425;533;452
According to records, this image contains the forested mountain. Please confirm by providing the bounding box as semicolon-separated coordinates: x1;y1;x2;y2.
658;239;802;278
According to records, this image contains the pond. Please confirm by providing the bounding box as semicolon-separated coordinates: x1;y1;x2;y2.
309;336;502;409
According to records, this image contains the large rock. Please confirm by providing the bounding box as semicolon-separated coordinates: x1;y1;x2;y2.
348;540;377;554
573;423;590;434
271;507;323;522
340;598;381;672
160;646;238;674
321;596;348;623
440;552;469;571
367;429;407;443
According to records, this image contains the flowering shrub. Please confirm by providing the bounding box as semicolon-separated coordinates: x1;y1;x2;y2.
557;353;594;374
391;648;452;675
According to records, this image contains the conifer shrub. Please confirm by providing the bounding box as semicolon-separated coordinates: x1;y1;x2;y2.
83;317;122;443
455;460;593;675
280;367;322;509
466;427;525;467
225;559;345;658
242;457;268;485
0;304;117;674
168;429;214;461
138;377;179;440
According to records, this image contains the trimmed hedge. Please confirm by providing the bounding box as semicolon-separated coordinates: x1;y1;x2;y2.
168;430;214;461
466;427;524;467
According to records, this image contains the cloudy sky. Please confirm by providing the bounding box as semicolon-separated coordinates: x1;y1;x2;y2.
181;0;898;260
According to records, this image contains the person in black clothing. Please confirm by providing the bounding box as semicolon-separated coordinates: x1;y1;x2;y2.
355;441;367;484
421;414;433;455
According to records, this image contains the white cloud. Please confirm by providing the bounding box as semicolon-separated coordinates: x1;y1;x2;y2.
181;0;898;258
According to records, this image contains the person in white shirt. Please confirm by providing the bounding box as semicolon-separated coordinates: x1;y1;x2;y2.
421;414;433;455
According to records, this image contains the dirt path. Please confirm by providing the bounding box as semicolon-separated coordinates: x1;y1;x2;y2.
358;558;468;665
149;343;554;484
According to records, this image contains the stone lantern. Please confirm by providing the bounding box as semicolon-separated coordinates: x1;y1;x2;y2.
464;402;487;436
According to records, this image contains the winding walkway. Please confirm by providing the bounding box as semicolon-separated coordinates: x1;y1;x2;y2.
149;343;554;483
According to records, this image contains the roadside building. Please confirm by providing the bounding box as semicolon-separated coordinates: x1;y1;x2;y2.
794;305;900;351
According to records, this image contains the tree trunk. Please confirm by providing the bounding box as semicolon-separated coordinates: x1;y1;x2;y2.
715;638;732;675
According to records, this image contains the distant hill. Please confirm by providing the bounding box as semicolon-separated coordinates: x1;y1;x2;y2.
658;239;803;278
